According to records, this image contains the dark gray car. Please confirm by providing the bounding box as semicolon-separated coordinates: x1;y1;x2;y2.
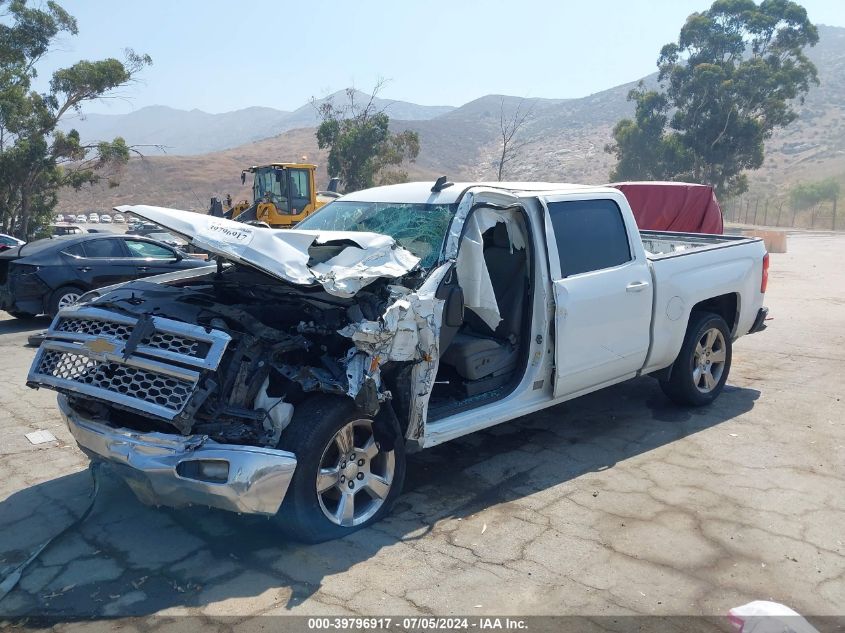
0;233;210;318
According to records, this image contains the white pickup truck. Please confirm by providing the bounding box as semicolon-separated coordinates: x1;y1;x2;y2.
27;181;769;542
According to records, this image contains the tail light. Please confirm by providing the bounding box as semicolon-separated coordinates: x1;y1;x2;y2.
761;253;769;293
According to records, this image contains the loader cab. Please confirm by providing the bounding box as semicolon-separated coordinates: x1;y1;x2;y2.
250;164;313;215
233;163;321;228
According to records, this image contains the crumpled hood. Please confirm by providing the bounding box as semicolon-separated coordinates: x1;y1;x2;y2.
116;205;421;297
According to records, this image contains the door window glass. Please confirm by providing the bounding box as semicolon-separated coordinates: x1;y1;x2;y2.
62;243;85;257
289;169;311;212
547;199;631;276
82;239;126;258
125;240;175;259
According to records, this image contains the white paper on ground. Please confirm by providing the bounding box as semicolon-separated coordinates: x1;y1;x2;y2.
25;430;57;445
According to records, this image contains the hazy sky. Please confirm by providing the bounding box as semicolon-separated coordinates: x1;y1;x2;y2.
32;0;845;115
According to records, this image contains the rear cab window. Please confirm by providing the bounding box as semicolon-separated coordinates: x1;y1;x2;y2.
546;199;631;276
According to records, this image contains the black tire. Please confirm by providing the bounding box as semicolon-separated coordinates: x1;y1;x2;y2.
275;396;406;543
48;285;85;317
7;310;38;320
659;311;732;407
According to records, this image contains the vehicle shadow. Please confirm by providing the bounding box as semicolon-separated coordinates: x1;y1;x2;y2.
0;316;50;336
0;377;759;619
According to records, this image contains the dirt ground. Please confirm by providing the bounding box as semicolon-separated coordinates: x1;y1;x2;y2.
0;230;843;624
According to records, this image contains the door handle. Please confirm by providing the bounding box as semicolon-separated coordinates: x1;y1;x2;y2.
626;280;650;292
77;266;91;273
137;266;149;272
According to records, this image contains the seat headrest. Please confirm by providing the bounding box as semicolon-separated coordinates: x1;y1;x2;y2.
491;222;511;248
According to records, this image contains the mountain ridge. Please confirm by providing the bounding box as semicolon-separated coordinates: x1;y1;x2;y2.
58;25;845;213
61;90;456;156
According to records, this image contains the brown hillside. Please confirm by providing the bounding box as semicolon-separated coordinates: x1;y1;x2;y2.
58;26;845;214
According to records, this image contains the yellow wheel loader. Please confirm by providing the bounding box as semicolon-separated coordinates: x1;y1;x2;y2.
210;163;340;228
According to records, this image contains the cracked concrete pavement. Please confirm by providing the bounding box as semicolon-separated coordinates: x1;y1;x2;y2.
0;230;842;621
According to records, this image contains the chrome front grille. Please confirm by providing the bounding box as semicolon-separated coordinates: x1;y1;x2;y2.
55;318;133;340
146;332;200;356
39;350;195;411
55;317;204;359
28;306;230;420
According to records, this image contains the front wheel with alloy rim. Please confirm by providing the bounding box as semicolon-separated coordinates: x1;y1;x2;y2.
659;311;732;407
48;285;84;317
276;396;406;543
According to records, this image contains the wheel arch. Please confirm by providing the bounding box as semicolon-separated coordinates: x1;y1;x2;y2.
45;282;88;316
653;295;737;382
690;292;739;337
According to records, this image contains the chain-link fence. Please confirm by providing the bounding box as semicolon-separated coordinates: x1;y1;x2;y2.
723;196;840;231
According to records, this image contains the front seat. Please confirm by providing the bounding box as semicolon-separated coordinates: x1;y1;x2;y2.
441;222;527;383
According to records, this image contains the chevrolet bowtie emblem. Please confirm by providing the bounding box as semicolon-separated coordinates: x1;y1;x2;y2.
83;338;117;355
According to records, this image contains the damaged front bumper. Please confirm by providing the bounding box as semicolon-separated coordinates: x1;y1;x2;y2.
58;395;297;515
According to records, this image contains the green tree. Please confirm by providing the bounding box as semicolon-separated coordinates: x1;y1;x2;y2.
606;84;689;182
789;177;840;226
789;178;840;208
606;0;819;198
315;86;420;193
0;0;151;238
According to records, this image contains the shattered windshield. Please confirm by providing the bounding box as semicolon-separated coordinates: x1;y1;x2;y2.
297;200;456;267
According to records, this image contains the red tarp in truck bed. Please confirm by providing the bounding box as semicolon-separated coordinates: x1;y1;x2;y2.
610;182;724;234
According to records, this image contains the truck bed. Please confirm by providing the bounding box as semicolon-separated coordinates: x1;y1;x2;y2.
641;230;757;259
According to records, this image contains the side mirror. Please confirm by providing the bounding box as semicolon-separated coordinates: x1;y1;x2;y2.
443;286;464;328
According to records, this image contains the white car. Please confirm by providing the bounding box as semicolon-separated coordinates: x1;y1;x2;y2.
0;233;25;249
88;213;100;223
100;214;113;224
112;213;125;223
76;214;87;223
29;184;769;542
55;214;65;223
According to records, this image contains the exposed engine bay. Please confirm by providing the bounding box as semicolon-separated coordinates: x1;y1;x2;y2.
32;263;433;448
27;200;532;456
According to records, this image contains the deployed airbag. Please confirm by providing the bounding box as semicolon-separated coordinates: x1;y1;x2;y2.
455;208;526;331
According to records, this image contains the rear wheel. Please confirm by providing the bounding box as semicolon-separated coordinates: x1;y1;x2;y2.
660;311;732;406
48;285;84;317
276;396;406;543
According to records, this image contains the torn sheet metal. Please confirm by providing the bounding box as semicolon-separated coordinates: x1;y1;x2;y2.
339;287;421;363
115;205;420;297
339;264;451;442
455;207;527;331
405;264;450;441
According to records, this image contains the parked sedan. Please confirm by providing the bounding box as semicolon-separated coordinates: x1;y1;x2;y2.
126;222;162;236
145;231;187;248
75;214;87;223
0;233;210;318
0;234;25;252
51;225;84;236
112;213;126;223
100;214;113;224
